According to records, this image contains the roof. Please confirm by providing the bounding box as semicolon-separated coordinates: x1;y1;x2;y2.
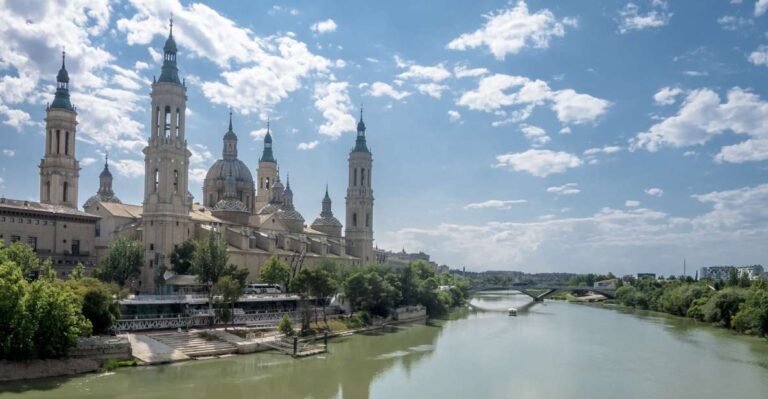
190;205;228;224
204;158;254;183
165;274;202;286
0;198;99;220
98;202;143;219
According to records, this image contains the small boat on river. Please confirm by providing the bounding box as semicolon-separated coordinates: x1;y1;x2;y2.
508;307;518;316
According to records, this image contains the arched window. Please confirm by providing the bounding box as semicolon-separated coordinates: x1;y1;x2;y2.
46;181;51;201
48;130;53;153
64;132;69;155
63;182;68;202
368;168;371;187
208;194;213;205
175;108;181;139
164;106;171;138
361;168;365;186
353;169;357;186
173;170;179;193
155;106;160;137
153;169;159;192
56;130;61;154
265;177;270;189
352;213;357;227
366;213;370;227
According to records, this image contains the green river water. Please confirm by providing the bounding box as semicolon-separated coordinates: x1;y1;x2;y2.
2;291;768;399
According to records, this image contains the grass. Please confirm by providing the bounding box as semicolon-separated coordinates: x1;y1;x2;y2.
309;318;348;332
197;331;218;341
101;359;137;371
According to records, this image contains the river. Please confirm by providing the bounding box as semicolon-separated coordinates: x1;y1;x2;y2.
2;291;767;399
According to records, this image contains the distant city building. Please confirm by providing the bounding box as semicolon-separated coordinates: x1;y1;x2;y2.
637;273;656;279
594;279;619;289
374;247;437;269
437;265;450;274
699;265;764;281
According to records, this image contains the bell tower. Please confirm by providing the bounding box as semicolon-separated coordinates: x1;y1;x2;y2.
40;51;79;209
141;18;192;293
345;107;374;264
255;120;277;210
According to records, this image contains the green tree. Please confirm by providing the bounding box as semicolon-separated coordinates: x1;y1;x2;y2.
290;269;314;332
702;288;747;327
309;268;337;326
191;233;230;288
63;278;120;335
170;240;196;275
0;258;29;359
71;262;85;281
211;275;244;329
22;280;92;359
732;289;768;336
98;238;144;287
38;258;56;282
278;314;294;336
6;241;40;276
260;255;291;289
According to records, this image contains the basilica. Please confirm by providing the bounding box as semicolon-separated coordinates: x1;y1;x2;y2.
0;22;375;294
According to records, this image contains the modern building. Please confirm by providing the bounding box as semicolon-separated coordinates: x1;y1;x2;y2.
699;265;765;281
374;247;437;269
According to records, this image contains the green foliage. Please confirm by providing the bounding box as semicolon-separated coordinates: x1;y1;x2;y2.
701;288;747;327
98;238;143;287
344;265;401;317
732;289;768;336
170;240;196;275
62;278;120;335
191;233;230;287
344;311;371;329
6;241;41;275
0;259;28;359
71;262;85;281
101;358;136;371
22;280;92;359
211;275;244;327
278;314;294;336
260;255;291;288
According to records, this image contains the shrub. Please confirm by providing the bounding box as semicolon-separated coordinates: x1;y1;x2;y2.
278;315;294;336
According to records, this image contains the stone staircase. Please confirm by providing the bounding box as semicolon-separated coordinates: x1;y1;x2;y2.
149;331;237;358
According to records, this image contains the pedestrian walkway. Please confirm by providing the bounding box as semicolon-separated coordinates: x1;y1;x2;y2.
126;334;190;365
149;331;238;358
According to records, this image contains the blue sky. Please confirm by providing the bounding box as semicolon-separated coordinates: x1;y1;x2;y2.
1;0;768;275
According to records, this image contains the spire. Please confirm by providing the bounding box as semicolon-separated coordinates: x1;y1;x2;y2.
353;104;370;153
321;184;332;216
158;15;180;84
223;109;238;159
259;118;276;163
51;50;74;111
100;151;112;178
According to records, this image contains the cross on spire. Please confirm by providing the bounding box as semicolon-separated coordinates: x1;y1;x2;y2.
169;13;174;36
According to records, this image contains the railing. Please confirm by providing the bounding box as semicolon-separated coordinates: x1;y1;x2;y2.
115;310;313;332
120;293;300;303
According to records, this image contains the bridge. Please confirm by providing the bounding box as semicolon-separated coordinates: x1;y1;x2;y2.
471;285;616;301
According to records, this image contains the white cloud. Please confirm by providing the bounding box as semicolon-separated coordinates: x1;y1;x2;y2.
313;81;356;139
80;157;97;166
464;199;527;210
189;168;207;184
250;128;268;140
559;126;571;134
583;146;622;156
365;57;379;63
134;61;150;70
380;183;768;273
546;183;580;196
189;144;212;165
117;1;331;116
310;19;337;34
756;0;768;16
717;15;753;30
683;70;708;77
416;83;449;98
630;87;768;163
748;45;768;66
645;187;664;197
454;65;489;78
0;105;32;129
2;149;16;157
397;63;451;82
297;140;319;150
654;86;683;105
110;159;144;178
367;82;411;100
519;124;550;146
495;149;583;177
448;110;462;123
617;1;672;34
447;1;575;60
457;74;610;125
625;200;641;207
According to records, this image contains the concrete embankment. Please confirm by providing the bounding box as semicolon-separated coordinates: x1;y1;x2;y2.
0;336;132;382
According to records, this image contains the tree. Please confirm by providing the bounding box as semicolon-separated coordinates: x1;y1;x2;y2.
22;280;92;359
278;314;294;336
71;262;85;281
309;268;337;326
290;269;314;332
211;276;244;329
63;278;120;335
260;255;291;289
170;240;196;275
192;233;230;288
98;238;144;287
0;258;29;359
6;241;40;276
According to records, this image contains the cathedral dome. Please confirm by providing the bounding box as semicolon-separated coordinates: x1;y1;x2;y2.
213;198;248;213
205;158;253;184
83;192;121;209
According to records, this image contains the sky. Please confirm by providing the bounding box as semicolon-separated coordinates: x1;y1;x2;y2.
1;0;767;276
